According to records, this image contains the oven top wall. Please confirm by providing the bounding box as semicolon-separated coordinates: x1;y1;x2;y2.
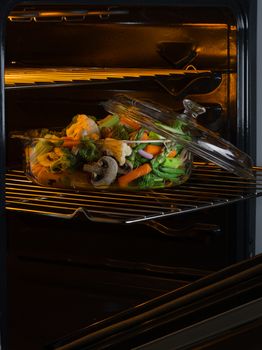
5;5;236;70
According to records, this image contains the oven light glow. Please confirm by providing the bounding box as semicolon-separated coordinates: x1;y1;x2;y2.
4;67;210;86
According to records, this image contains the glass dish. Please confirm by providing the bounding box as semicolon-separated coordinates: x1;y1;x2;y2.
11;121;192;190
12;95;254;192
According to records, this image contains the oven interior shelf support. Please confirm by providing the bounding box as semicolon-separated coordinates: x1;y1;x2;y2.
5;163;262;224
4;68;212;90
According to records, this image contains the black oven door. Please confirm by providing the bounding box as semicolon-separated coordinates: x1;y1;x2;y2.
48;254;262;350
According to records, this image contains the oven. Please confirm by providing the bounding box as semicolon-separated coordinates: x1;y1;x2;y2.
1;0;262;349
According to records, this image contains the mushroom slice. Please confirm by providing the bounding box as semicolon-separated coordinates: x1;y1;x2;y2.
117;160;133;175
83;156;118;188
83;162;103;175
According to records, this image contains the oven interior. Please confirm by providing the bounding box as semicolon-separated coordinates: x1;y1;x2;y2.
4;4;260;350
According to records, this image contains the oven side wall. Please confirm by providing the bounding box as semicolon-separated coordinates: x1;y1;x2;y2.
0;3;8;350
256;0;262;254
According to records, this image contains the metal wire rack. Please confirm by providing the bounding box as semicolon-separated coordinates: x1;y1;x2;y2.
8;8;130;23
5;163;262;224
5;68;210;89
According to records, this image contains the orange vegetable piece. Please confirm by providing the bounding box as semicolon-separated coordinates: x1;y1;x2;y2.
120;115;141;130
61;137;78;148
167;150;177;158
141;132;149;140
118;163;152;188
144;144;162;156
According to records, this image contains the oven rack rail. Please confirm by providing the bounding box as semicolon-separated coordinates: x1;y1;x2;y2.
5;67;210;89
8;9;131;22
5;163;262;224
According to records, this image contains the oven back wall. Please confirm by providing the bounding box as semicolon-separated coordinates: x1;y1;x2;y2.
5;6;236;70
4;4;241;269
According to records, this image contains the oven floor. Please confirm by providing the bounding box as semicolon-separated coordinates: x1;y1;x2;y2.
7;257;188;350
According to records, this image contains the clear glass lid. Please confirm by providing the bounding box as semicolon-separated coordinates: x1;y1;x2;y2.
102;95;254;179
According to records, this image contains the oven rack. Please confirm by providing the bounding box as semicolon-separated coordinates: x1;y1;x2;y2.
5;67;211;89
5;163;262;224
8;9;130;22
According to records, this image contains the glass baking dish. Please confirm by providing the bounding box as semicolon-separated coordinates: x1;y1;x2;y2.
11;95;254;191
11;113;192;190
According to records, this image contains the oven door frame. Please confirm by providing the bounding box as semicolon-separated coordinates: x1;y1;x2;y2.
48;253;262;350
0;0;261;350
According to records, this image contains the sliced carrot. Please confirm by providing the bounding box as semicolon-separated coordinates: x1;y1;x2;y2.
61;136;78;148
118;163;152;188
120;115;141;130
130;131;149;141
141;132;149;140
144;144;162;156
167;149;177;158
